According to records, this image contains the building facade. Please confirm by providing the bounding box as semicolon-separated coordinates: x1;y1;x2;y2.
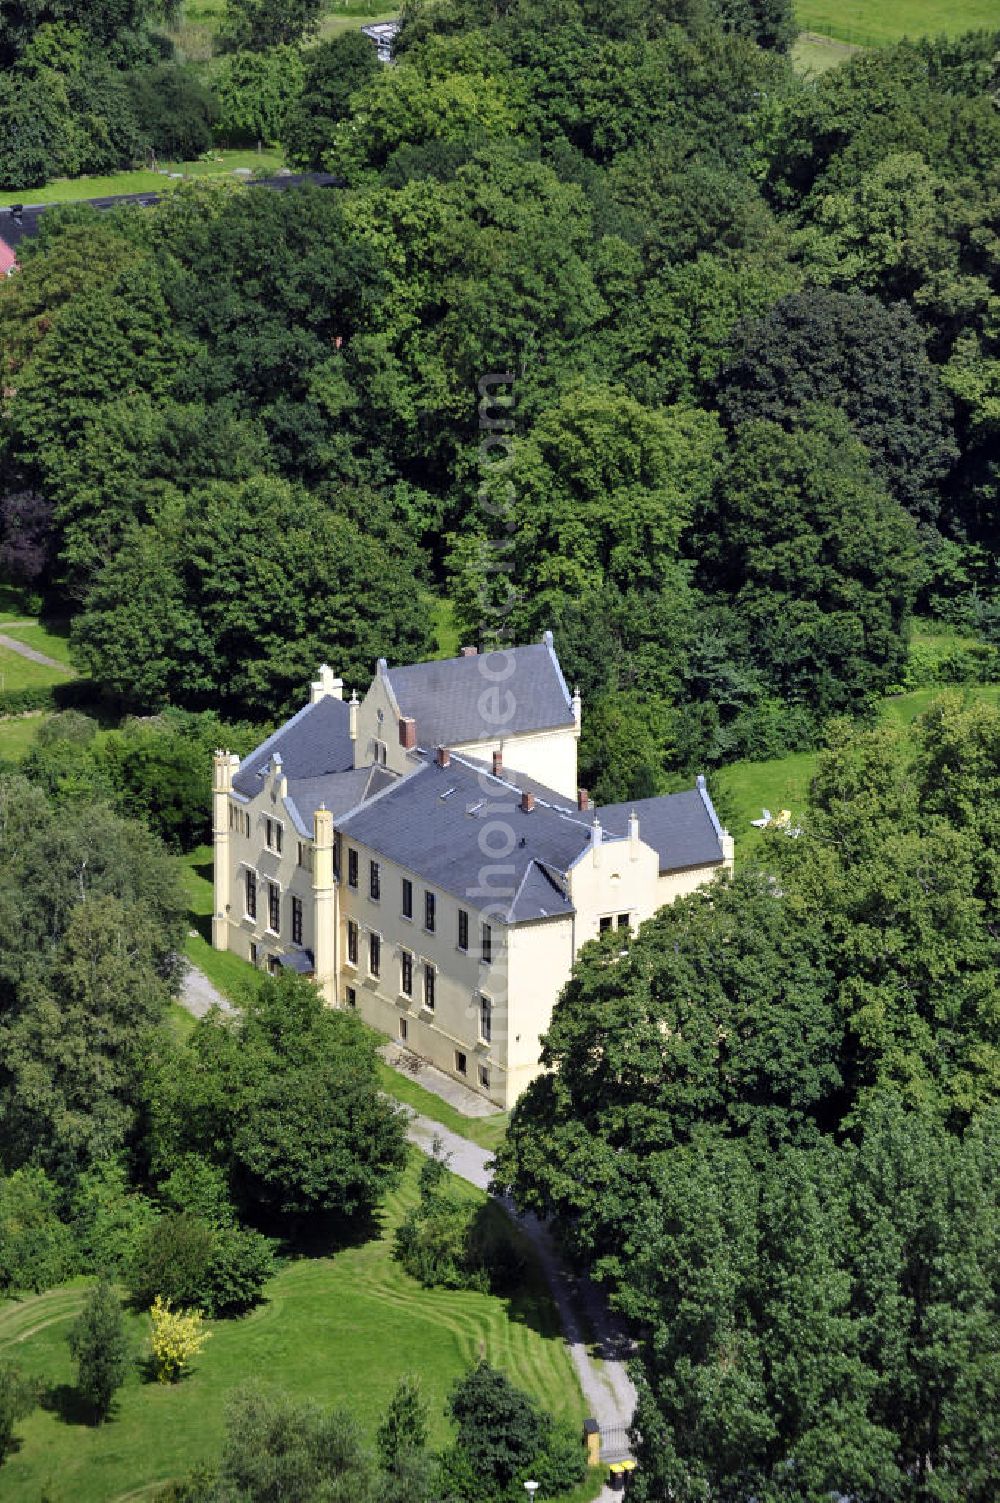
212;634;734;1109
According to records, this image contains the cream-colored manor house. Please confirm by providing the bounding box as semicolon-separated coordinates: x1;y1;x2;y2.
212;635;734;1109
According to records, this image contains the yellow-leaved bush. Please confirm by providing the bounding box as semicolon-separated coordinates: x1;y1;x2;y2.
149;1295;211;1383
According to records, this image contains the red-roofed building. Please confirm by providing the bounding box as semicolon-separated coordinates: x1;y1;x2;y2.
0;237;17;277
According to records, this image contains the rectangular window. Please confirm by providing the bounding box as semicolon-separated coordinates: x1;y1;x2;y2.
370;860;381;902
297;840;313;871
268;882;280;934
401;949;413;998
348;848;358;889
479;994;492;1044
478;1065;490;1090
268;955;281;976
229;804;236;830
346;985;357;1008
369;931;381;979
333;836;341;880
402;878;413;920
425;891;436;932
617;913;631;930
291;896;303;946
423;963;436;1011
244;811;250;838
455;1050;467;1077
265;817;282;854
599;916;614;934
347;919;358;966
399;1018;408;1042
250;942;258;966
481;923;492;964
458;908;469;952
245;868;257;921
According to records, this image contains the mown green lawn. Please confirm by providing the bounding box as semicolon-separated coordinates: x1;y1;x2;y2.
319;6;398;37
0;1154;591;1503
0;620;76;667
0;713;49;762
796;0;998;46
792;30;863;74
0;151;285;209
0;643;72;693
717;682;1000;854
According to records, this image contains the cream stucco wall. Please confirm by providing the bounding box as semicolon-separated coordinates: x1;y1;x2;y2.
504;915;575;1105
336;832;511;1108
568;826;662;944
216;755;318;973
451;726;579;801
354;670;410;776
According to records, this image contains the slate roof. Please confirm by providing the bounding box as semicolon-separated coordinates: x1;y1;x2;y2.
285;766;395;836
385;635;575;750
336;753;726;923
598;785;727;873
233;695;354;799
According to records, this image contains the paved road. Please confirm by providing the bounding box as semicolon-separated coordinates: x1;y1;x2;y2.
178;964;635;1494
0;627;70;671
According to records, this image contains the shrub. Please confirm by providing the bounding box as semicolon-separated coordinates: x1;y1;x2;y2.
443;1361;586;1501
0;1362;35;1462
68;1279;131;1422
70;1160;157;1276
128;1210;274;1317
129;1213;215;1312
213;46;305;148
203;1224;276;1318
0;1168;76;1295
149;1296;210;1383
394;1147;524;1294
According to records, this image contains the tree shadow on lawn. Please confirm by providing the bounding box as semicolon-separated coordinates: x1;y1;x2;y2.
41;1382;101;1428
190;908;212;945
271;1204;383;1261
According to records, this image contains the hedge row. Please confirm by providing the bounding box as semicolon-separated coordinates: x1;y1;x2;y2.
0;681;97;719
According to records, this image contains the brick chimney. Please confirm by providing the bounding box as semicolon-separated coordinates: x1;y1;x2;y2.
577;788;589;811
399;716;417;750
520;790;534;813
460;645;478;657
492;749;503;777
436;746;451;768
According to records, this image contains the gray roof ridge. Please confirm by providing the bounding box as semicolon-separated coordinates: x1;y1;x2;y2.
337;761;425;825
377;657;402;716
508;858;574;924
505;858;542;923
541;628;573;710
449;751;589;826
284;794;309;838
242;697;319;776
695;773;725;843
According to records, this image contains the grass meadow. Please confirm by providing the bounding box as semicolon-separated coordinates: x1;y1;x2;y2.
796;0;999;46
0;1154;592;1503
